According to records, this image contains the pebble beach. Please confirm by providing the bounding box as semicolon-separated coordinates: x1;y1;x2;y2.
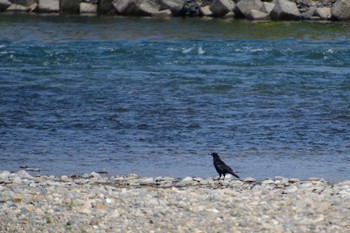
1;170;350;232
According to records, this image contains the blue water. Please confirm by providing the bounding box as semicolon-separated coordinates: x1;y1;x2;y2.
1;15;350;181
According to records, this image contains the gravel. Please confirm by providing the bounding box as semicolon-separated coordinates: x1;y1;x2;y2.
1;170;350;232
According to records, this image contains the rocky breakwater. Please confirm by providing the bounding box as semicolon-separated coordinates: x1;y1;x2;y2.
1;0;350;20
1;170;350;232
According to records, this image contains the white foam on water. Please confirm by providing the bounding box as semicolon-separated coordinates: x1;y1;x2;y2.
182;47;193;54
197;46;205;55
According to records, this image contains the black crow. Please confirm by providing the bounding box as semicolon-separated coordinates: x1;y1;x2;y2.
210;152;240;180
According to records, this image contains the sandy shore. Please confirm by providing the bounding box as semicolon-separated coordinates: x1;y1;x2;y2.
1;170;350;232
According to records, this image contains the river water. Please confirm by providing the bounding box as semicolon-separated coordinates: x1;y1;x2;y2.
1;15;349;181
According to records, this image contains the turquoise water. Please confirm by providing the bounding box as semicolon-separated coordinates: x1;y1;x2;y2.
1;15;350;181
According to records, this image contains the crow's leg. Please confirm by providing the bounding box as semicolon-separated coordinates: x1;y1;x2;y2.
223;174;226;180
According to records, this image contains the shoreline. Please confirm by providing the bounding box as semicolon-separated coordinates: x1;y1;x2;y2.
1;170;350;232
1;0;350;21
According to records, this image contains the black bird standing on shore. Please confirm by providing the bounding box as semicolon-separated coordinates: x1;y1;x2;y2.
210;152;240;180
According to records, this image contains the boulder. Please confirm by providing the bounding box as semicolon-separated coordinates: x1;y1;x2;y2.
112;0;137;14
98;0;115;14
182;0;202;16
236;0;264;19
38;0;59;13
270;0;301;20
158;0;184;15
7;2;37;11
316;7;331;19
136;0;160;16
331;0;350;20
262;2;274;14
200;5;212;16
248;9;270;19
0;0;11;11
80;2;98;14
300;5;316;19
60;0;81;13
209;0;235;17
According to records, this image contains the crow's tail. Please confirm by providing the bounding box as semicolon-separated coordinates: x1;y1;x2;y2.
230;172;240;179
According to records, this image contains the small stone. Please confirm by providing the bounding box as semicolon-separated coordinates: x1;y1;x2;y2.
0;170;10;179
283;185;298;194
181;176;193;182
305;177;321;181
90;172;101;178
94;203;106;210
140;177;155;185
288;178;299;183
96;169;108;174
126;173;140;179
12;176;22;184
89;217;99;226
60;175;69;181
243;177;256;183
13;194;22;203
261;179;274;185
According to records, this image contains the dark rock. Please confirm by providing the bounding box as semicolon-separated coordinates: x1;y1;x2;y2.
270;0;301;20
158;0;202;16
83;0;99;4
0;0;11;11
182;0;202;16
209;0;235;17
60;0;81;13
11;0;36;6
98;0;115;14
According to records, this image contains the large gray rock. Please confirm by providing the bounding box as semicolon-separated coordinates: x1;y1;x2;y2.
200;5;212;16
38;0;59;13
316;7;331;19
0;0;11;11
112;0;137;14
136;0;160;15
209;0;235;17
331;0;350;20
262;2;274;14
80;2;97;14
60;0;81;13
7;2;37;11
158;0;184;15
236;0;264;19
270;0;301;20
